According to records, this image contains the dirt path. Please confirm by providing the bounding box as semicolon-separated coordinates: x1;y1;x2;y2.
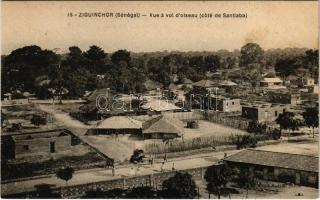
37;104;132;161
37;104;90;129
1;149;238;196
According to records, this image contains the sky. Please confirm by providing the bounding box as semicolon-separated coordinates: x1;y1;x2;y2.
2;1;318;55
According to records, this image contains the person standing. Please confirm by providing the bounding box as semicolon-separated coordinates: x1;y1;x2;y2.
161;162;165;172
112;166;115;176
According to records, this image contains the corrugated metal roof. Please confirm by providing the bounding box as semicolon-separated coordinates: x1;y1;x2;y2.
224;149;318;172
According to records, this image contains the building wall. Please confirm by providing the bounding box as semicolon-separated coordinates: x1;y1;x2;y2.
5;166;208;198
209;98;241;112
14;135;71;158
226;161;318;188
222;99;241;112
242;104;289;122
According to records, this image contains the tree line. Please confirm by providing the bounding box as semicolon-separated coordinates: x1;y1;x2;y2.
2;44;318;99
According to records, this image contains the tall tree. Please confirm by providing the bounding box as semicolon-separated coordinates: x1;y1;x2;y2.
303;107;319;138
204;164;234;199
204;55;221;72
111;49;131;65
162;172;197;199
83;45;107;73
235;168;256;198
2;45;59;93
276;112;304;140
240;43;264;68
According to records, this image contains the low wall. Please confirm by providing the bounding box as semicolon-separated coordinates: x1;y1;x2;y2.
6;166;209;198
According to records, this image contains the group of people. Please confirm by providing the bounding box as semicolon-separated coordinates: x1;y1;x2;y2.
106;152;178;178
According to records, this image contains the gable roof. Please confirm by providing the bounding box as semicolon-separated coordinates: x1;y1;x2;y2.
261;77;283;83
224;149;318;172
142;115;184;136
96;116;142;129
219;80;238;86
193;79;215;88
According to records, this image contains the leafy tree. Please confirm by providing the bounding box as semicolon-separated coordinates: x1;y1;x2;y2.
305;49;319;79
302;107;319;138
162;172;197;199
247;120;267;135
56;166;74;186
231;135;257;149
111;49;131;65
240;43;264;67
235;169;256;198
189;56;205;73
276;112;304;140
274;58;297;79
204;164;234;199
130;149;145;164
30;114;47;126
2;45;59;93
83;45;107;74
204;55;221;72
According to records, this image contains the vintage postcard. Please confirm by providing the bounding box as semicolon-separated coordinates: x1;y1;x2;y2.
1;1;319;199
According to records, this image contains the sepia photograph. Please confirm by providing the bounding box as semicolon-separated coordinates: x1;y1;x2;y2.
1;1;319;199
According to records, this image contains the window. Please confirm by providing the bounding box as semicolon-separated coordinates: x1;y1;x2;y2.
232;101;235;105
275;111;278;117
23;145;29;151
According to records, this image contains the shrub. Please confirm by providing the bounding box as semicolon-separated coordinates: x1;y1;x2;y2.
30;114;47;126
162;172;197;199
130;149;145;163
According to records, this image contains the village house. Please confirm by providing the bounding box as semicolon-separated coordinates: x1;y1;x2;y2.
86;116;143;135
193;79;216;90
260;77;286;90
209;95;241;112
267;91;302;106
242;102;289;122
142;115;184;139
3;129;71;159
298;77;315;87
224;149;319;187
219;80;238;94
308;84;319;94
